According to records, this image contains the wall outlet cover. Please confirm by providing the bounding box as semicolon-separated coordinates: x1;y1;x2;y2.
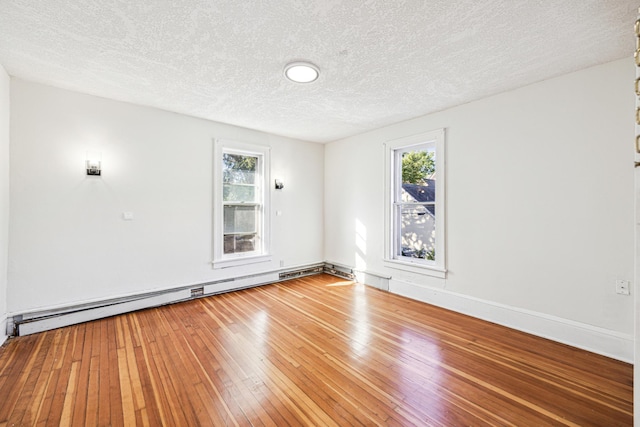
615;280;630;295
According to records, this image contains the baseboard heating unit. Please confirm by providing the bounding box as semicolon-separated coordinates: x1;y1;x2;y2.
10;263;331;337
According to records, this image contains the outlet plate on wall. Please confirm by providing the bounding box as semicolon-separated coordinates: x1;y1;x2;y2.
615;280;630;295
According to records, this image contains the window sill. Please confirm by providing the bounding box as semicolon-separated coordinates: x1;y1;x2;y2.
383;259;447;279
212;255;272;270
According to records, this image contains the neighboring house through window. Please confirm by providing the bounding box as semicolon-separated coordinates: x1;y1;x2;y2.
384;129;446;278
213;139;271;268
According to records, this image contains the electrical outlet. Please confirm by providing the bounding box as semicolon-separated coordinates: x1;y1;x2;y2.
615;280;630;295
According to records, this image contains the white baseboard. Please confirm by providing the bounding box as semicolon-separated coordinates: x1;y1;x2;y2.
205;272;279;295
17;288;193;336
12;270;284;337
389;279;633;363
9;265;630;363
354;270;390;291
0;314;7;346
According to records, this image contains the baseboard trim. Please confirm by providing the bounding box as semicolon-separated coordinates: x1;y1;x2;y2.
0;314;7;346
10;263;324;337
324;260;390;290
389;278;633;363
9;264;630;363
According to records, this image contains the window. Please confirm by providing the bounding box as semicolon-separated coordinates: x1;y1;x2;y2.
384;129;446;277
213;140;271;268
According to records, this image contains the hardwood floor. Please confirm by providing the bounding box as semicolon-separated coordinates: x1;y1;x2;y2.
0;274;632;426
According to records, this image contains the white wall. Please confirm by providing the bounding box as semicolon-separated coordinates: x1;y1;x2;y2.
325;58;635;361
8;80;324;315
0;65;9;345
6;60;635;360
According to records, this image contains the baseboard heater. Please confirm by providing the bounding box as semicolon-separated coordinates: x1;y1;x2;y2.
323;262;356;280
10;263;330;337
278;262;355;281
279;265;324;280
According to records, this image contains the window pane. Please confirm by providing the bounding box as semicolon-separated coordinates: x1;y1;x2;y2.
401;149;435;184
400;182;435;205
398;204;435;260
215;142;270;265
386;130;444;270
223;184;255;202
224;234;256;254
397;146;436;261
223;153;257;184
224;205;257;233
400;149;436;201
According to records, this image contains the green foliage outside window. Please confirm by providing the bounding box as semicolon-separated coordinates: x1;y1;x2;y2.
402;151;435;185
223;153;257;184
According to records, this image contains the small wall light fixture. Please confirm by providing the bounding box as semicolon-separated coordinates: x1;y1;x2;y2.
275;179;284;190
284;61;320;83
86;152;102;176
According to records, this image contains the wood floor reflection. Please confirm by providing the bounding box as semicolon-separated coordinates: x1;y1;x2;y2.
0;274;632;426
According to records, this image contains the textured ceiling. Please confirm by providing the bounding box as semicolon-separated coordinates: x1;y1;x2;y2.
0;1;637;143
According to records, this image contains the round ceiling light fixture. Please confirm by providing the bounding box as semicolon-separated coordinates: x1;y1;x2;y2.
284;61;320;83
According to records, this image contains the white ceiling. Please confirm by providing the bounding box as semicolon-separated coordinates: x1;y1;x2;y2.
0;1;636;143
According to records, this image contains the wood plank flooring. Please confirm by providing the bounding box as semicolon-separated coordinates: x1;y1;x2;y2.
0;274;633;426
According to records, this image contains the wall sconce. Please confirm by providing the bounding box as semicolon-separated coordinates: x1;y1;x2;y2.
86;152;102;176
274;179;284;190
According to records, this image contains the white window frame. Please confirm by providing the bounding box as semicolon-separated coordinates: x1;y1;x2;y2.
383;129;446;278
213;139;271;269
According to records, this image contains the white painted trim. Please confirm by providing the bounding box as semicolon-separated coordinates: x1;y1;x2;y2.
383;259;446;278
383;128;447;274
11;263;628;364
18;289;191;336
389;278;633;363
213;139;272;266
12;262;323;321
354;271;390;291
205;272;279;295
16;279;218;320
11;268;298;337
0;314;7;346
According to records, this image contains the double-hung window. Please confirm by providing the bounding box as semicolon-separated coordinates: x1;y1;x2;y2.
384;129;446;278
213;140;271;268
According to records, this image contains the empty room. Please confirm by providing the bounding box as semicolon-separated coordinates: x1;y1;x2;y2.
0;1;638;425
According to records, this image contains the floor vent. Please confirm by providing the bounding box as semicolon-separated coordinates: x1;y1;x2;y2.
191;287;204;298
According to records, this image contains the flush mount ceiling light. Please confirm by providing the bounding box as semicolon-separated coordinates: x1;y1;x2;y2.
284;61;320;83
